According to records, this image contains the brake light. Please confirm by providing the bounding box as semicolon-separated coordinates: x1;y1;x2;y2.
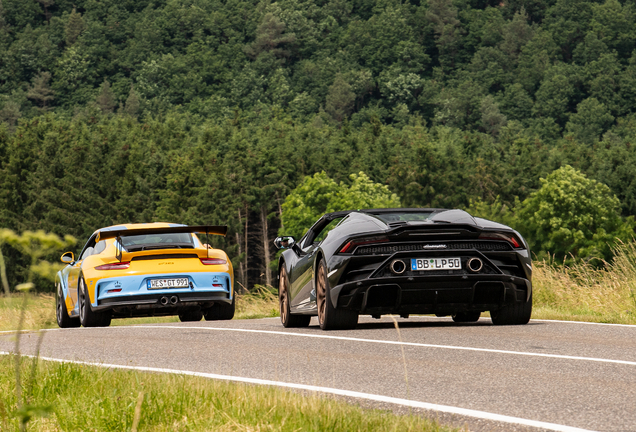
339;236;389;253
95;262;131;270
200;258;227;265
479;233;521;248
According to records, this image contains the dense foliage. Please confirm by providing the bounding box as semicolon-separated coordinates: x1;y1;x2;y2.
0;0;635;289
281;171;401;238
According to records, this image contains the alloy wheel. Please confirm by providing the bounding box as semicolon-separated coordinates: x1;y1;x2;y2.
316;264;326;325
79;281;86;323
279;268;288;324
56;287;63;323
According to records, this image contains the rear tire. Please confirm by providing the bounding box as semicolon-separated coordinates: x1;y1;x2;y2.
56;283;80;328
279;266;310;328
78;277;111;327
452;311;481;323
203;295;235;321
491;293;532;325
179;309;203;322
316;259;358;330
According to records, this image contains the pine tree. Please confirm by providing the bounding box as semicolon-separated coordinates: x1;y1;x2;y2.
65;8;85;46
325;74;355;123
26;72;55;110
95;80;116;113
123;85;140;118
37;0;54;22
0;0;7;31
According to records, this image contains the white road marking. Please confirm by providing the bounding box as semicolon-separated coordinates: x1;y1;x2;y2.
2;316;634;334
0;351;596;432
134;325;636;366
530;319;636;328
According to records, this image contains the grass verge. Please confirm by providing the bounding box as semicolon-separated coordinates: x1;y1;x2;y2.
532;241;636;324
0;356;457;432
0;286;279;332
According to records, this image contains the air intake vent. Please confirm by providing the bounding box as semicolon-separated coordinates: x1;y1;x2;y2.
356;241;512;255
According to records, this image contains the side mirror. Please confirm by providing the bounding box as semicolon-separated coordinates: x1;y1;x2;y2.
61;251;75;264
274;236;296;250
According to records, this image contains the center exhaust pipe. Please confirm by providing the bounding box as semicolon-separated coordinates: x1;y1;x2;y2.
160;296;169;306
169;296;178;305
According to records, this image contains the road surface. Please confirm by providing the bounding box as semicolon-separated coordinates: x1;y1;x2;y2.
2;316;635;432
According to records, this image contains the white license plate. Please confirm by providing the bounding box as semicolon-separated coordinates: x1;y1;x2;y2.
147;278;189;289
411;258;461;271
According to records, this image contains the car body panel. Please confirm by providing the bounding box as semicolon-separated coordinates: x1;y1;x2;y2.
55;222;233;320
278;208;532;318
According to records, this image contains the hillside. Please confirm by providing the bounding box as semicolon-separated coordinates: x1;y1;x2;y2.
1;0;635;289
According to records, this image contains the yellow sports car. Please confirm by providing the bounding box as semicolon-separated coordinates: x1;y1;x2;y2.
55;223;234;327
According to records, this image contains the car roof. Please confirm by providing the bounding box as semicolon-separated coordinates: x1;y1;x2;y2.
92;222;186;236
322;208;449;219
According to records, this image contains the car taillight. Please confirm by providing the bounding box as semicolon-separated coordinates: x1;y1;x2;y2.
200;258;227;265
479;233;521;248
339;236;389;253
95;262;131;270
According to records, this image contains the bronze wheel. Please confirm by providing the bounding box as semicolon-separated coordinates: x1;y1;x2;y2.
280;267;289;324
316;259;358;330
279;266;310;328
316;263;327;326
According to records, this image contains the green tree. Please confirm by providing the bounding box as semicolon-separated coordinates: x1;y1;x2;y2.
325;74;355;123
566;97;614;144
26;71;54;110
281;171;400;239
518;165;633;262
123;85;140;117
95;79;116;113
64;7;85;46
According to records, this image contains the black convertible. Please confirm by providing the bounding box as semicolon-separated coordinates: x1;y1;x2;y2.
275;208;532;330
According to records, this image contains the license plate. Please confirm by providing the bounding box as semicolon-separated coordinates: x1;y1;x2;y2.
147;278;189;289
411;258;461;271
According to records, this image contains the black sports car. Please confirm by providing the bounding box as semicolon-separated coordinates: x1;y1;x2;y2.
275;208;532;330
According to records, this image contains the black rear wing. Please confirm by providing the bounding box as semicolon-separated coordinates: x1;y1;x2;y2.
95;225;228;242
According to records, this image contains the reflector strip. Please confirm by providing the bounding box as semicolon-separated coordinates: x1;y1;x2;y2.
95;262;131;270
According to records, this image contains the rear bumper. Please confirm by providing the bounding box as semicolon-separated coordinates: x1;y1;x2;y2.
92;271;232;313
331;274;531;316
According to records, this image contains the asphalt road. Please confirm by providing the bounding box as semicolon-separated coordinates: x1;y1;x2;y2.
2;316;635;432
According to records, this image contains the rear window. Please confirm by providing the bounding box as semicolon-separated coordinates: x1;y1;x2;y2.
120;233;194;251
372;212;434;223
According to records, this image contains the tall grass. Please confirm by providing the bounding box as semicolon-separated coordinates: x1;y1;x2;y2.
532;241;636;324
0;357;457;432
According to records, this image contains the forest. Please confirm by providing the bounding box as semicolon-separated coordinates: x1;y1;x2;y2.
1;0;636;290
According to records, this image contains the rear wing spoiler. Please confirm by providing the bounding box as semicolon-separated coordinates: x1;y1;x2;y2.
96;225;228;262
95;225;228;242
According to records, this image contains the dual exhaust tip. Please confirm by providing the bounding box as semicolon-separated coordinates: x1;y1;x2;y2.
389;257;483;274
160;296;178;306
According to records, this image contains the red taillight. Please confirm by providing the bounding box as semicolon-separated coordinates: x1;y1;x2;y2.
212;284;223;287
339;236;389;253
479;233;521;248
95;262;131;270
107;289;122;293
200;258;227;265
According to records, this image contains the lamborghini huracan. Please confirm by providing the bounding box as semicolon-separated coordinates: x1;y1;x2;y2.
275;209;532;330
55;223;234;328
